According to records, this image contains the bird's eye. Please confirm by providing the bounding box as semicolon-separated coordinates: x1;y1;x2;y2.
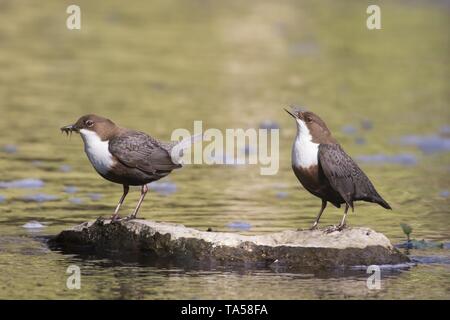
85;120;94;127
305;116;312;123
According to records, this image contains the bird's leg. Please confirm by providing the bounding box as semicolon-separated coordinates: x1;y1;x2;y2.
337;204;350;230
324;204;350;233
111;185;129;221
128;184;148;220
310;200;327;230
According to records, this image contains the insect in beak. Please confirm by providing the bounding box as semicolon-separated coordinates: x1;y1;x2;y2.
60;124;78;136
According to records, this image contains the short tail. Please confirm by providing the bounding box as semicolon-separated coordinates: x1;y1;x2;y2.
170;133;203;165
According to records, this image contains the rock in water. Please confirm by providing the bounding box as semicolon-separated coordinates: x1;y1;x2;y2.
23;221;46;229
0;178;44;189
50;219;409;269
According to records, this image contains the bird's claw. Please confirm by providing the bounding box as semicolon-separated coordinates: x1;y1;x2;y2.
324;224;346;233
110;214;122;223
324;226;338;234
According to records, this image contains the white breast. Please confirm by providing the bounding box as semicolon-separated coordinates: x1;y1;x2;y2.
80;129;114;175
292;119;319;169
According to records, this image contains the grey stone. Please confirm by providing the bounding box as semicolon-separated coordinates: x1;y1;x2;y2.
51;219;409;269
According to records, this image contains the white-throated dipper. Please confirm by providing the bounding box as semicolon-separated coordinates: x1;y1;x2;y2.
61;114;198;221
285;107;391;231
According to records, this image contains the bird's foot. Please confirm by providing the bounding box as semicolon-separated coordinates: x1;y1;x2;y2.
324;225;338;233
110;214;122;222
324;224;347;233
124;215;137;221
309;224;318;231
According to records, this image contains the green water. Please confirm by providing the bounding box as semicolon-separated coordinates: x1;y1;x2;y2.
0;0;449;299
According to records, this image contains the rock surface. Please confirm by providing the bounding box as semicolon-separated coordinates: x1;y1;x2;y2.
50;219;410;269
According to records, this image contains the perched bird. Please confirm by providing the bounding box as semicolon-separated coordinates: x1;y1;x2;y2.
285;107;391;231
61;114;198;221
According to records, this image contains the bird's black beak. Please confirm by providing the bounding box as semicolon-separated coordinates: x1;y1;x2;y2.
60;124;79;136
284;108;296;119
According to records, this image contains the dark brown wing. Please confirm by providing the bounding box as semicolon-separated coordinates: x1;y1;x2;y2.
109;131;181;175
318;144;391;209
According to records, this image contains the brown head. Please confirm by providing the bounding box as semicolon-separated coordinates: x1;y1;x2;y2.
284;107;336;144
61;114;120;141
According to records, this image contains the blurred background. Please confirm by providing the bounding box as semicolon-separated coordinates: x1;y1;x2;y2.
0;0;448;299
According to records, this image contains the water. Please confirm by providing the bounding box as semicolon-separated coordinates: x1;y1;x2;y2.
0;0;449;299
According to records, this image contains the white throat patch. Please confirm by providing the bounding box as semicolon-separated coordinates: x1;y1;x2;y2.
292;119;319;169
80;129;113;175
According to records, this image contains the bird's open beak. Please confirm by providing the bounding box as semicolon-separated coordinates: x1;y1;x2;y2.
284;108;297;119
60;124;79;136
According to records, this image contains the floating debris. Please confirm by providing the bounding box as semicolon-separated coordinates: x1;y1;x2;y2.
351;262;414;270
276;191;289;199
2;144;17;154
22;221;46;229
69;197;83;204
21;193;59;203
87;193;103;201
440;125;450;137
226;221;252;231
148;182;177;196
361;119;373;131
0;178;44;189
63;186;78;194
398;135;450;154
59;164;72;172
355;153;417;166
354;137;366;145
439;190;449;198
341;125;357;135
411;255;450;265
259;120;280;130
396;239;444;250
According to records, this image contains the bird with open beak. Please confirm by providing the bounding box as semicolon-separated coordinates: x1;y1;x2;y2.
285;106;391;231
